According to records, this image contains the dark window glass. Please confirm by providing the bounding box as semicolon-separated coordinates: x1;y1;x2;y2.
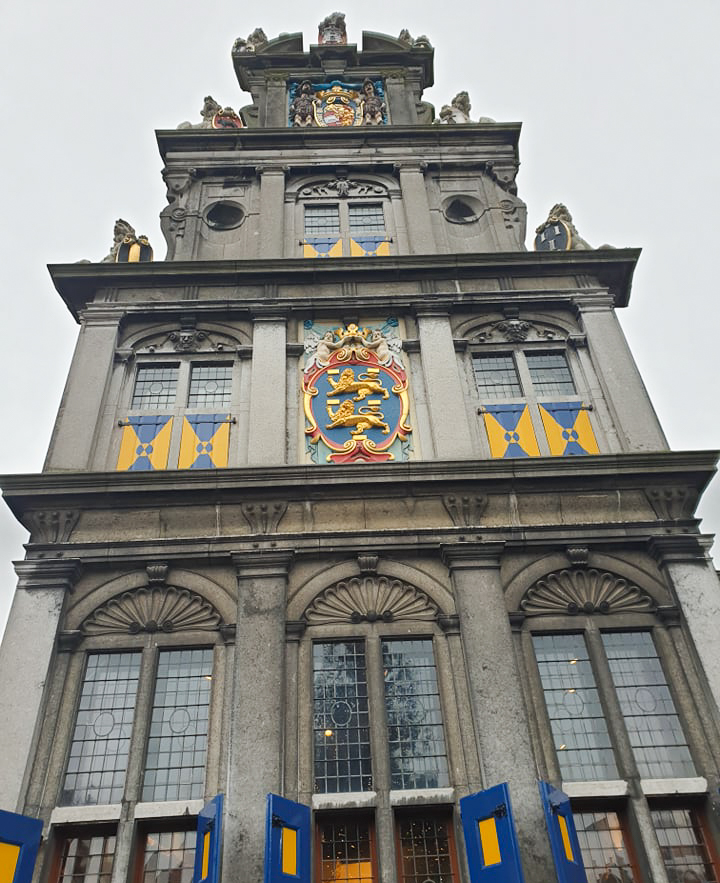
313;642;372;793
187;364;232;408
602;632;695;778
142;648;214;802
61;653;141;805
318;818;376;883
382;639;449;789
132;366;179;410
533;635;618;781
397;814;457;883
348;204;385;233
574;811;638;883
472;355;522;399
526;352;576;396
140;830;195;883
305;205;340;235
57;833;116;883
651;808;718;883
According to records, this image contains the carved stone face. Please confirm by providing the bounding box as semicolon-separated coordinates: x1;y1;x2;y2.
453;91;471;114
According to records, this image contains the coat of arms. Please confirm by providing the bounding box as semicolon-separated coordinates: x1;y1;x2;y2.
302;320;412;463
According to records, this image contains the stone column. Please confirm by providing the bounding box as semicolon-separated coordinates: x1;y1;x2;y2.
416;309;474;459
577;297;667;451
0;558;81;812
258;166;286;258
246;315;287;465
397;164;435;253
442;544;556;883
650;536;720;721
44;311;120;471
223;550;294;883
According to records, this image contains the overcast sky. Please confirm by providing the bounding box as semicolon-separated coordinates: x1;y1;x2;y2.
0;0;718;638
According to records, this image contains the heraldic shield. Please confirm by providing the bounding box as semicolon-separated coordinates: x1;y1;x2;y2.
303;322;412;463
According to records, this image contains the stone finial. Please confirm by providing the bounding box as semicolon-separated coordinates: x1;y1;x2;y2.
318;11;347;44
102;218;153;263
398;29;432;48
438;92;494;125
102;219;135;262
232;27;268;54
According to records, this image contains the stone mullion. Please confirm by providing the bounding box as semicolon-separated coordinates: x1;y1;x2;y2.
283;625;302;800
433;629;474;793
517;626;561;783
296;638;314;805
204;642;228;799
443;631;483;793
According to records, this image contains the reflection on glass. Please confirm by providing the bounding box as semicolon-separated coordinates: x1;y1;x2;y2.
318;819;375;883
651;808;718;883
131;366;179;410
526;352;576;396
398;815;456;883
57;834;116;883
574;811;637;883
142;831;195;883
472;355;522;399
187;365;232;408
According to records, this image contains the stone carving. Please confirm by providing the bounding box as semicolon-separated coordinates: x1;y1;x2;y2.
290;80;315;127
304;322;402;372
438;92;495;125
496;320;531;341
169;329;207;351
232;28;268;54
536;204;592;250
82;586;222;635
101;218;152;263
137;326;242;355
300;179;387;198
442;495;488;527
22;510;79;544
177;96;243;130
241;501;288;534
357;554;379;574
398;29;432;48
646;487;699;521
520;568;655;616
102;219;134;262
318;12;346;44
566;547;589;565
146;563;168;585
305;575;438;624
473;318;559;343
361;78;385;126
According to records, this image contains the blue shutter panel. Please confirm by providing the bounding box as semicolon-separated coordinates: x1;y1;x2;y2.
0;809;43;883
193;795;223;883
264;794;311;883
538;782;587;883
459;783;525;883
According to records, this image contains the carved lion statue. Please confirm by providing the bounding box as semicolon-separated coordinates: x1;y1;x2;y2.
102;219;136;262
537;204;592;250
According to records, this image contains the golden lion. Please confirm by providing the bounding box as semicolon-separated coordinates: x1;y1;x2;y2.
327;368;389;400
326;400;389;434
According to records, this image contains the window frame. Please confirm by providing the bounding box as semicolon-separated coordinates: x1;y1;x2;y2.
131;819;198;883
394;806;461;883
297;199;394;257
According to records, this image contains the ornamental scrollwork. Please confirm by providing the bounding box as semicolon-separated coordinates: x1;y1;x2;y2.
520;568;655;617
305;576;438;624
81;586;223;635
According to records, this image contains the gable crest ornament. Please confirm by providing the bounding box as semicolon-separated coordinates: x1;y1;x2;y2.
289;79;387;127
305;576;438;624
520;568;655;616
81;586;222;635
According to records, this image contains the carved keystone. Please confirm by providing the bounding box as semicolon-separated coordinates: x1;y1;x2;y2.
241;501;288;534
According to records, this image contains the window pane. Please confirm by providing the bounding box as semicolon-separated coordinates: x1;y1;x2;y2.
313;642;372;793
382;639;449;790
141;830;195;883
574;811;638;883
132;366;179;410
602;632;695;778
187;364;232;408
305;205;340;235
472;355;522;399
142;648;214;802
651;808;718;883
397;815;457;883
57;833;116;883
61;652;141;805
533;635;618;781
348;204;385;233
526;352;576;396
318;818;375;883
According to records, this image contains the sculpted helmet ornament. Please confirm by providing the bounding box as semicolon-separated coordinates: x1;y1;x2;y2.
534;203;592;251
318;11;347;44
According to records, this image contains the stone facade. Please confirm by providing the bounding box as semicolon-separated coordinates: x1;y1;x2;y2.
1;15;720;883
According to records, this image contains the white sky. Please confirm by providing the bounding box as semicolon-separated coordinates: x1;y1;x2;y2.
1;0;718;637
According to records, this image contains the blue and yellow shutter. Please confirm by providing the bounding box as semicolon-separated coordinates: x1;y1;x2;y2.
116;416;173;471
264;794;310;883
193;795;223;883
481;405;540;458
303;236;343;258
538;403;599;456
178;414;232;469
0;809;42;883
349;235;390;257
538;782;587;883
460;783;525;883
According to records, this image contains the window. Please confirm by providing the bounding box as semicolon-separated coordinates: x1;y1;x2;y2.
131;366;179;410
473;348;599;458
316;816;377;883
396;812;459;883
137;829;196;883
573;810;638;883
55;831;116;883
187;365;232;408
302;202;391;257
651;807;719;883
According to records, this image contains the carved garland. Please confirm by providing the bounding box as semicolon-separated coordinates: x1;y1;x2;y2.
82;586;223;635
520;568;655;617
305;576;438;624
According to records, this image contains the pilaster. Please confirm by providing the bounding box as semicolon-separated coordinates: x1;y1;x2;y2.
397;163;435;253
247;315;287;465
258;166;287;257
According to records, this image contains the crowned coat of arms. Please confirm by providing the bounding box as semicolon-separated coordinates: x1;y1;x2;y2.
302;321;412;463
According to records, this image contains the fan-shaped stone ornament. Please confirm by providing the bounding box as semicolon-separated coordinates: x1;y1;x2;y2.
520;568;655;616
82;586;222;635
305;576;438;624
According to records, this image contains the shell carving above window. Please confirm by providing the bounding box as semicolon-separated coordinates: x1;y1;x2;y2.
81;586;223;635
520;568;655;616
305;575;438;624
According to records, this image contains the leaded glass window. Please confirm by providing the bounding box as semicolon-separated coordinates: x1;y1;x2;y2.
56;833;116;883
61;652;141;805
382;639;449;789
305;205;341;235
317;817;376;883
131;366;179;410
526;352;576;396
472;355;522;399
187;364;232;408
602;632;695;778
573;811;638;883
140;830;196;883
533;635;618;781
313;642;372;793
651;808;718;883
142;648;214;801
397;814;458;883
348;204;385;233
